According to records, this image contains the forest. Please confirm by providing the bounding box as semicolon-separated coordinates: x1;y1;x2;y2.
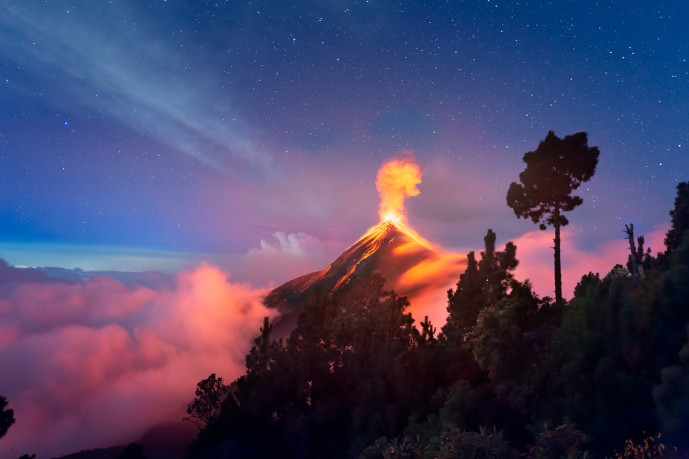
183;180;689;458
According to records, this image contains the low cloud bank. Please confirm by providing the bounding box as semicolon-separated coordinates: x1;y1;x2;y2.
0;261;272;458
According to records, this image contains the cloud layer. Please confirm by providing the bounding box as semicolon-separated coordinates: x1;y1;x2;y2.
0;262;272;458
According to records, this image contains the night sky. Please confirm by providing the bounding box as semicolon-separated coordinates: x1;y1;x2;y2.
1;1;688;285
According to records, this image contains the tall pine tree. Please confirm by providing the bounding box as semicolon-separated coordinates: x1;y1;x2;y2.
507;131;599;305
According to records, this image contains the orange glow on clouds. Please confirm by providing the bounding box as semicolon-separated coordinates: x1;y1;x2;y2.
394;249;466;327
376;156;421;224
0;264;273;458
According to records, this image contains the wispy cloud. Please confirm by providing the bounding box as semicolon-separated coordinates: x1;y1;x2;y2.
0;2;269;171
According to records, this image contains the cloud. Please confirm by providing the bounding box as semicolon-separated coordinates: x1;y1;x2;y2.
231;232;329;287
249;232;322;258
0;262;273;458
0;3;268;171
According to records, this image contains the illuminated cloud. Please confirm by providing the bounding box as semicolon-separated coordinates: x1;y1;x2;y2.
249;231;322;258
0;263;273;458
224;231;330;287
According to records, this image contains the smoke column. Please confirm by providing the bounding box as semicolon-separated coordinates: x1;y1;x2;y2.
376;157;422;223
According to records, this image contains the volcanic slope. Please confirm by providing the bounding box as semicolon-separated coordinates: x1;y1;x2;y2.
265;219;465;336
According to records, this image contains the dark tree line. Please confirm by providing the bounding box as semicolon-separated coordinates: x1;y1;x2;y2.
0;396;14;440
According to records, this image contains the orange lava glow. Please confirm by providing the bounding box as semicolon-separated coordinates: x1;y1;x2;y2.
376;158;421;224
358;220;466;327
394;248;466;327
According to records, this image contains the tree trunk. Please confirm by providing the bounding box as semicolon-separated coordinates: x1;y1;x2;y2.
624;224;640;278
554;210;563;305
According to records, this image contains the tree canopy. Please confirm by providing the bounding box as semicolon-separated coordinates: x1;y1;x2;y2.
507;130;599;304
0;396;14;439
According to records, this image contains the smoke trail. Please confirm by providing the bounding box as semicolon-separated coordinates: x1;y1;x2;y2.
376;157;422;223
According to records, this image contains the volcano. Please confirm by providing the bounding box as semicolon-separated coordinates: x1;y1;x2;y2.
264;219;465;336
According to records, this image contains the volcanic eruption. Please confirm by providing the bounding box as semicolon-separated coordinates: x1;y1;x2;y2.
265;157;465;335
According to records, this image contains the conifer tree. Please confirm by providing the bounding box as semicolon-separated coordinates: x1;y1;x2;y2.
445;229;518;339
507;131;599;305
0;396;14;439
185;374;227;429
665;181;689;253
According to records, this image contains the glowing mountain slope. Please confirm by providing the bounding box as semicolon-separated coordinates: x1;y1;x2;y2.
265;219;465;335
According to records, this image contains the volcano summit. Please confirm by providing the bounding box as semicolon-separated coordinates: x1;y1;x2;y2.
265;218;465;335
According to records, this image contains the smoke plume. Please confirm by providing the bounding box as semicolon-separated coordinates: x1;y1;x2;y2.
376;157;422;223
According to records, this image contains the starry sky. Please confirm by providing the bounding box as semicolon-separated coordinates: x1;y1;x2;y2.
0;2;688;456
1;0;688;287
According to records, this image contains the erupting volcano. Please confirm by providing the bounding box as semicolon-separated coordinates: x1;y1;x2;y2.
265;157;465;334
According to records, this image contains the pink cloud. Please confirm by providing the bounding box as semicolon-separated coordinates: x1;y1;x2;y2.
0;264;273;458
232;231;330;287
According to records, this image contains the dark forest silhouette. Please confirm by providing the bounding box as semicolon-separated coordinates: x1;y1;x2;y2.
182;177;689;457
507;131;600;305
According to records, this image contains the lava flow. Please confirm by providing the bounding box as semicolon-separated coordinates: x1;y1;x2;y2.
265;156;466;334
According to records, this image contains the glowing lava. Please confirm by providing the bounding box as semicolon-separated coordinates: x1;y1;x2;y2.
367;157;433;250
265;155;466;334
383;211;402;225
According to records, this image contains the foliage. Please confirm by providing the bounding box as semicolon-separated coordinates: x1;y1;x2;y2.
187;274;452;458
444;229;518;340
184;373;227;429
467;279;560;412
527;421;587;459
506;131;600;230
0;396;14;439
652;327;689;449
358;424;519;459
665;182;689;254
119;443;147;459
506;130;599;304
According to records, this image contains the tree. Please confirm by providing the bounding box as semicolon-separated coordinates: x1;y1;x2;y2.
506;131;599;305
119;443;147;459
665;182;689;254
0;396;14;439
624;224;641;278
185;373;227;429
246;316;279;376
444;229;518;340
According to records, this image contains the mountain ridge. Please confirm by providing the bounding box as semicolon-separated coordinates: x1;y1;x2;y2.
265;219;464;336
